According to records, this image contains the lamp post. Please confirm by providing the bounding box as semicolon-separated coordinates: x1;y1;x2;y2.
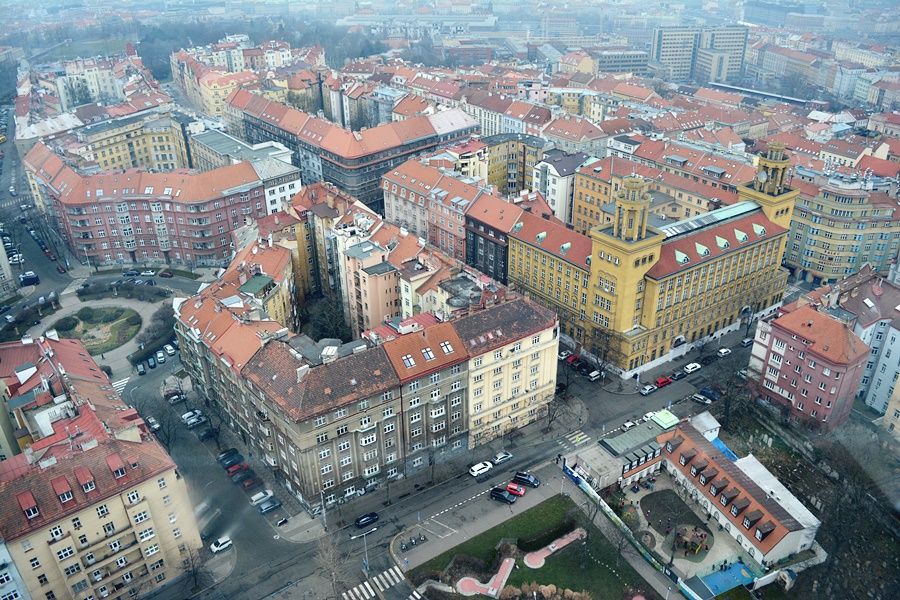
349;527;378;579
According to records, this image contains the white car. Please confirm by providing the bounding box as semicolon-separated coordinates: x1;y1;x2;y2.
642;412;655;423
469;461;494;477
145;416;160;432
140;270;156;276
163;344;176;356
249;490;274;506
683;362;702;374
155;350;166;363
639;384;657;396
209;536;232;554
557;350;573;361
180;410;202;424
492;450;513;465
716;347;732;357
621;421;636;431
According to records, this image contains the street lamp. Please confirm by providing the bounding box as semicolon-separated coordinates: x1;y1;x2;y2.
349;526;378;579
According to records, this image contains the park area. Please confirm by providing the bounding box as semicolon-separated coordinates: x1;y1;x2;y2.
410;495;660;600
52;306;141;355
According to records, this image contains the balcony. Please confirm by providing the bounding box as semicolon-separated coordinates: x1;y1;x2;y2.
256;410;269;422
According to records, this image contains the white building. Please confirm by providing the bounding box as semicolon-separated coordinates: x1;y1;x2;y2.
531;150;592;225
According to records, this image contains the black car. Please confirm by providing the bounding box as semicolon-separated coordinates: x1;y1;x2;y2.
220;453;244;469
699;354;718;366
577;363;593;376
0;305;9;315
123;270;139;277
513;472;541;488
354;512;379;528
490;487;517;504
231;470;256;484
147;356;156;369
197;428;215;441
671;370;687;381
217;448;240;464
569;358;586;371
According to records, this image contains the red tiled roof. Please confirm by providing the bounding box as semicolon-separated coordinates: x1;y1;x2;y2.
511;209;592;271
774;303;869;365
381;322;467;382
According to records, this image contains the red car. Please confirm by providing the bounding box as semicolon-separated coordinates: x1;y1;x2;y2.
565;354;581;366
158;271;174;278
56;265;67;274
655;376;673;388
506;482;526;497
225;462;248;476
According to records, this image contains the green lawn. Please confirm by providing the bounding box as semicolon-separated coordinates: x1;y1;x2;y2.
411;495;661;599
51;307;141;355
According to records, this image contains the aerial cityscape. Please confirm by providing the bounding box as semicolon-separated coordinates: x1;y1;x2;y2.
0;1;897;600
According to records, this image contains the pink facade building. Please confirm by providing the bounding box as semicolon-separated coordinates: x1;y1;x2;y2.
749;302;868;431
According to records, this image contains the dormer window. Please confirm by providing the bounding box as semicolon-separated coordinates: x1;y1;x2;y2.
25;506;40;520
59;491;73;504
83;480;96;493
113;468;126;479
422;347;435;361
401;354;416;368
17;491;39;520
440;341;454;354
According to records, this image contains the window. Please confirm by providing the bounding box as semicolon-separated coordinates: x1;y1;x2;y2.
335;408;348;419
116;557;128;568
143;544;160;557
422;347;435;361
50;525;63;540
138;528;155;542
383;407;394;418
113;467;126;479
56;546;75;560
316;433;328;444
440;341;454;354
72;516;81;530
97;504;109;518
0;572;10;585
24;506;39;520
401;354;415;367
29;558;40;569
127;490;140;504
319;449;331;460
157;477;167;489
38;573;48;585
0;593;19;600
65;566;82;577
338;440;350;452
72;581;88;593
103;523;115;536
58;490;73;504
321;464;333;475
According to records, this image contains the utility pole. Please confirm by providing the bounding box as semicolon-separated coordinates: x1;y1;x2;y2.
349;527;377;579
320;490;328;531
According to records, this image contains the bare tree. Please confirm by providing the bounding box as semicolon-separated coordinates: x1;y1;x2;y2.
180;544;213;593
314;535;353;599
154;410;181;450
706;353;753;431
544;393;574;431
588;326;623;377
609;520;639;568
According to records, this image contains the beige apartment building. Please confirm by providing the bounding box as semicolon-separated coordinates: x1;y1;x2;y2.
455;301;559;447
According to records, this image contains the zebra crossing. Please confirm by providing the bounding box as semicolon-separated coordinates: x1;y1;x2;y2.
407;591;423;600
342;566;405;600
111;377;130;394
557;429;591;451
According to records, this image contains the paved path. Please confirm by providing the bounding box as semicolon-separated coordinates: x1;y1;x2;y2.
456;557;515;598
523;527;587;568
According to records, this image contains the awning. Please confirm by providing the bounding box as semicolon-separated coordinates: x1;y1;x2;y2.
106;453;126;474
16;490;37;510
74;466;93;486
51;476;72;496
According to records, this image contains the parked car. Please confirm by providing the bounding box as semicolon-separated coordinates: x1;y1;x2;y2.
123;270;139;277
186;415;207;429
197;428;215;441
354;512;379;528
699;354;718;366
642;412;656;423
156;350;166;363
570;358;586;371
241;476;262;491
741;338;754;348
147;356;156;369
136;363;146;376
691;393;712;405
621;421;637;431
565;354;580;366
469;461;493;477
639;384;658;396
145;416;160;432
249;490;274;506
716;347;732;357
220;453;244;469
700;386;722;402
167;394;185;405
159;270;174;278
180;410;202;424
513;472;541;488
738;369;749;380
683;362;702;374
671;370;687;381
654;376;673;388
56;265;66;274
231;470;255;485
492;450;513;465
209;536;233;554
226;462;249;476
257;498;282;514
217;448;239;464
505;482;526;497
557;350;573;361
140;270;156;276
163;344;176;356
490;487;517;504
587;370;603;382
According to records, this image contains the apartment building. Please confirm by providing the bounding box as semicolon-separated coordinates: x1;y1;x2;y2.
226;89;478;212
571;156;739;235
883;386;900;440
190;129;292;171
509;144;796;377
541;116;607;156
784;175;900;285
455;300;559;447
748;302;867;430
594;50;650;76
481;133;549;197
73;110;193;172
24;142;270;268
0;242;15;303
660;418;820;567
0;336;201;600
531;151;592;225
651;25;748;83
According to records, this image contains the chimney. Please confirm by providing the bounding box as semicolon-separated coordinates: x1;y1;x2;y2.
24;446;35;465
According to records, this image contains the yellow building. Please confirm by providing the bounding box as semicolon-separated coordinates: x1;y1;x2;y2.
509;143;797;377
883;384;900;441
74;110;191;172
198;70;257;117
482;133;548;197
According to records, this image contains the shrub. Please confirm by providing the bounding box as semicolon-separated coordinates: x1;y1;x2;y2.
100;308;124;323
100;365;112;377
518;515;577;552
126;313;142;326
54;316;79;332
78;307;95;322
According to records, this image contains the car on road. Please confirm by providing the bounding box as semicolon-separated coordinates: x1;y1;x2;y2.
505;482;526;497
621;420;636;431
166;394;185;405
231;470;255;485
159;270;174;278
145;416;160;432
140;270;155;276
690;393;712;405
469;461;493;477
218;448;239;463
671;370;687;380
164;344;176;356
654;376;673;388
513;472;541;488
557;350;572;361
587;370;603;382
639;384;657;396
136;363;146;376
716;347;732;357
123;270;139;277
226;462;249;476
197;428;215;441
180;410;202;424
257;498;282;514
249;490;274;506
354;512;379;528
699;354;718;366
155;350;166;363
492;450;513;465
642;412;655;423
489;487;517;504
209;536;233;554
683;362;702;374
